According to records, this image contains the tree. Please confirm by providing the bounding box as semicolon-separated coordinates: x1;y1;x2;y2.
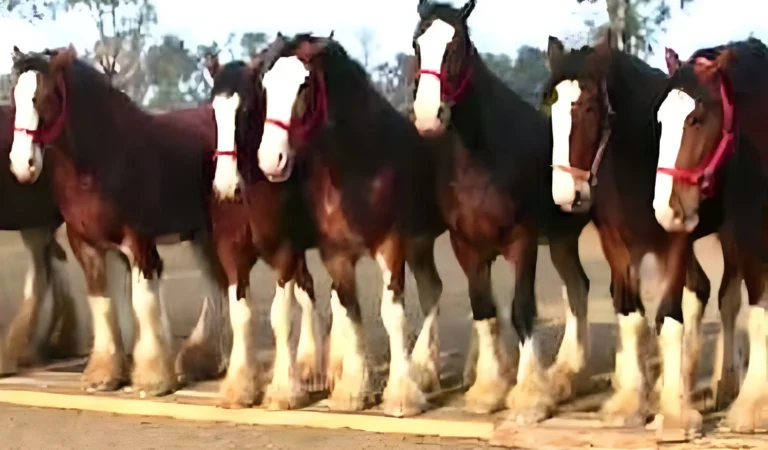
356;27;377;71
1;0;56;20
240;32;267;59
63;0;157;101
372;51;413;113
577;0;696;57
144;34;197;109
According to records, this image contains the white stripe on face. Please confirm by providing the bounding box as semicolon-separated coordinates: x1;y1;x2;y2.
10;70;43;183
211;93;242;200
551;80;582;207
654;89;695;231
258;56;309;180
413;19;455;133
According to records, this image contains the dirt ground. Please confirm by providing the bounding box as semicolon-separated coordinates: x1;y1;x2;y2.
0;224;740;447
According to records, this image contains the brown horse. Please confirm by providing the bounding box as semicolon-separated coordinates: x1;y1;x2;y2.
254;33;446;417
8;46;229;396
409;1;591;422
204;52;322;410
0;105;85;374
657;39;768;432
545;33;741;436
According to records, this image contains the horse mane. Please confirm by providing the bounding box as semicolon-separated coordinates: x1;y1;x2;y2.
295;35;416;176
689;37;768;96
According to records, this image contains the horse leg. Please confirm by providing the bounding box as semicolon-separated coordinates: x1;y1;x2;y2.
723;253;768;432
68;230;127;391
324;253;369;412
175;232;230;385
599;233;650;427
264;252;311;410
547;232;590;403
293;254;322;388
712;233;743;409
406;235;443;394
681;252;710;396
504;225;555;424
451;233;510;414
5;227;54;367
377;235;427;417
216;241;259;409
654;239;703;437
43;229;88;360
123;238;176;397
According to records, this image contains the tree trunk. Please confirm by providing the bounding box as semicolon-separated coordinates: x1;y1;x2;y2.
605;0;626;51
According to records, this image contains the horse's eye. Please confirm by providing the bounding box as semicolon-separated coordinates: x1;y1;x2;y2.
31;97;37;105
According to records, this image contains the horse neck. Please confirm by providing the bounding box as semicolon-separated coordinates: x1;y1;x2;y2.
449;54;545;160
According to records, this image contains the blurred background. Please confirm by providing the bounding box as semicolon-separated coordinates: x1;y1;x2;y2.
0;0;763;112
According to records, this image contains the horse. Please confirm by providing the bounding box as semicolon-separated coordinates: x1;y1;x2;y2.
8;46;230;395
252;32;447;418
408;1;592;422
204;51;323;409
0;104;84;374
544;33;743;435
656;39;768;432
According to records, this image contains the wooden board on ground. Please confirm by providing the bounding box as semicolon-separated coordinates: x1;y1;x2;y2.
2;360;768;449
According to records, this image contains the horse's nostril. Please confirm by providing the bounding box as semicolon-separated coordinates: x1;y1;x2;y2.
573;190;582;205
27;157;34;168
277;153;284;164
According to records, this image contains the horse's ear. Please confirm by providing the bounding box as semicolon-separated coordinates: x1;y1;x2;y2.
547;36;565;73
205;52;221;79
459;0;476;20
12;45;24;62
597;29;618;54
328;30;335;40
417;0;429;15
664;47;681;76
715;48;737;72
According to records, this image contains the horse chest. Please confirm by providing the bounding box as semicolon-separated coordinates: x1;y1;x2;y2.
440;166;513;244
309;167;395;248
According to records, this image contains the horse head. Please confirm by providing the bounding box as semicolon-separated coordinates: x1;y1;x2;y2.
9;45;75;183
410;0;476;137
545;32;616;213
209;43;278;199
258;32;333;182
654;47;737;233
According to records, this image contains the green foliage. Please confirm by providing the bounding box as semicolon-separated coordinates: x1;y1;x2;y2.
240;32;267;59
144;34;197;108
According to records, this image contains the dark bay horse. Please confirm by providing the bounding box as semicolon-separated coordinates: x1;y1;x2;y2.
544;34;740;435
0;104;84;374
656;39;768;432
409;1;591;422
254;33;446;418
8;46;229;396
204;53;322;410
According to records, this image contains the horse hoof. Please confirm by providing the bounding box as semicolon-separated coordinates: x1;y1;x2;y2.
134;380;176;398
82;353;126;392
263;383;309;411
464;382;507;414
506;407;550;425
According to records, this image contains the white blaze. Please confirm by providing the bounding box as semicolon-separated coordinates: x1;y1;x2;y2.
413;19;456;132
654;89;695;231
550;80;582;207
259;56;308;178
10;70;43;183
211;93;242;200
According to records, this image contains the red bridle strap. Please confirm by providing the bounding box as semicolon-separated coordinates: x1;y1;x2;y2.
263;68;328;146
213;150;237;159
417;49;475;105
13;74;68;146
656;72;737;196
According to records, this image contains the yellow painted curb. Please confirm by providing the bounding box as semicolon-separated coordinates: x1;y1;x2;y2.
0;389;494;440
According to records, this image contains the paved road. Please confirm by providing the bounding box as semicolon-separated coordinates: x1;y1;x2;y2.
0;404;496;450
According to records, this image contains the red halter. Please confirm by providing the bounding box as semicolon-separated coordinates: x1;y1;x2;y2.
13;74;68;146
417;48;474;105
264;66;328;147
656;70;737;197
